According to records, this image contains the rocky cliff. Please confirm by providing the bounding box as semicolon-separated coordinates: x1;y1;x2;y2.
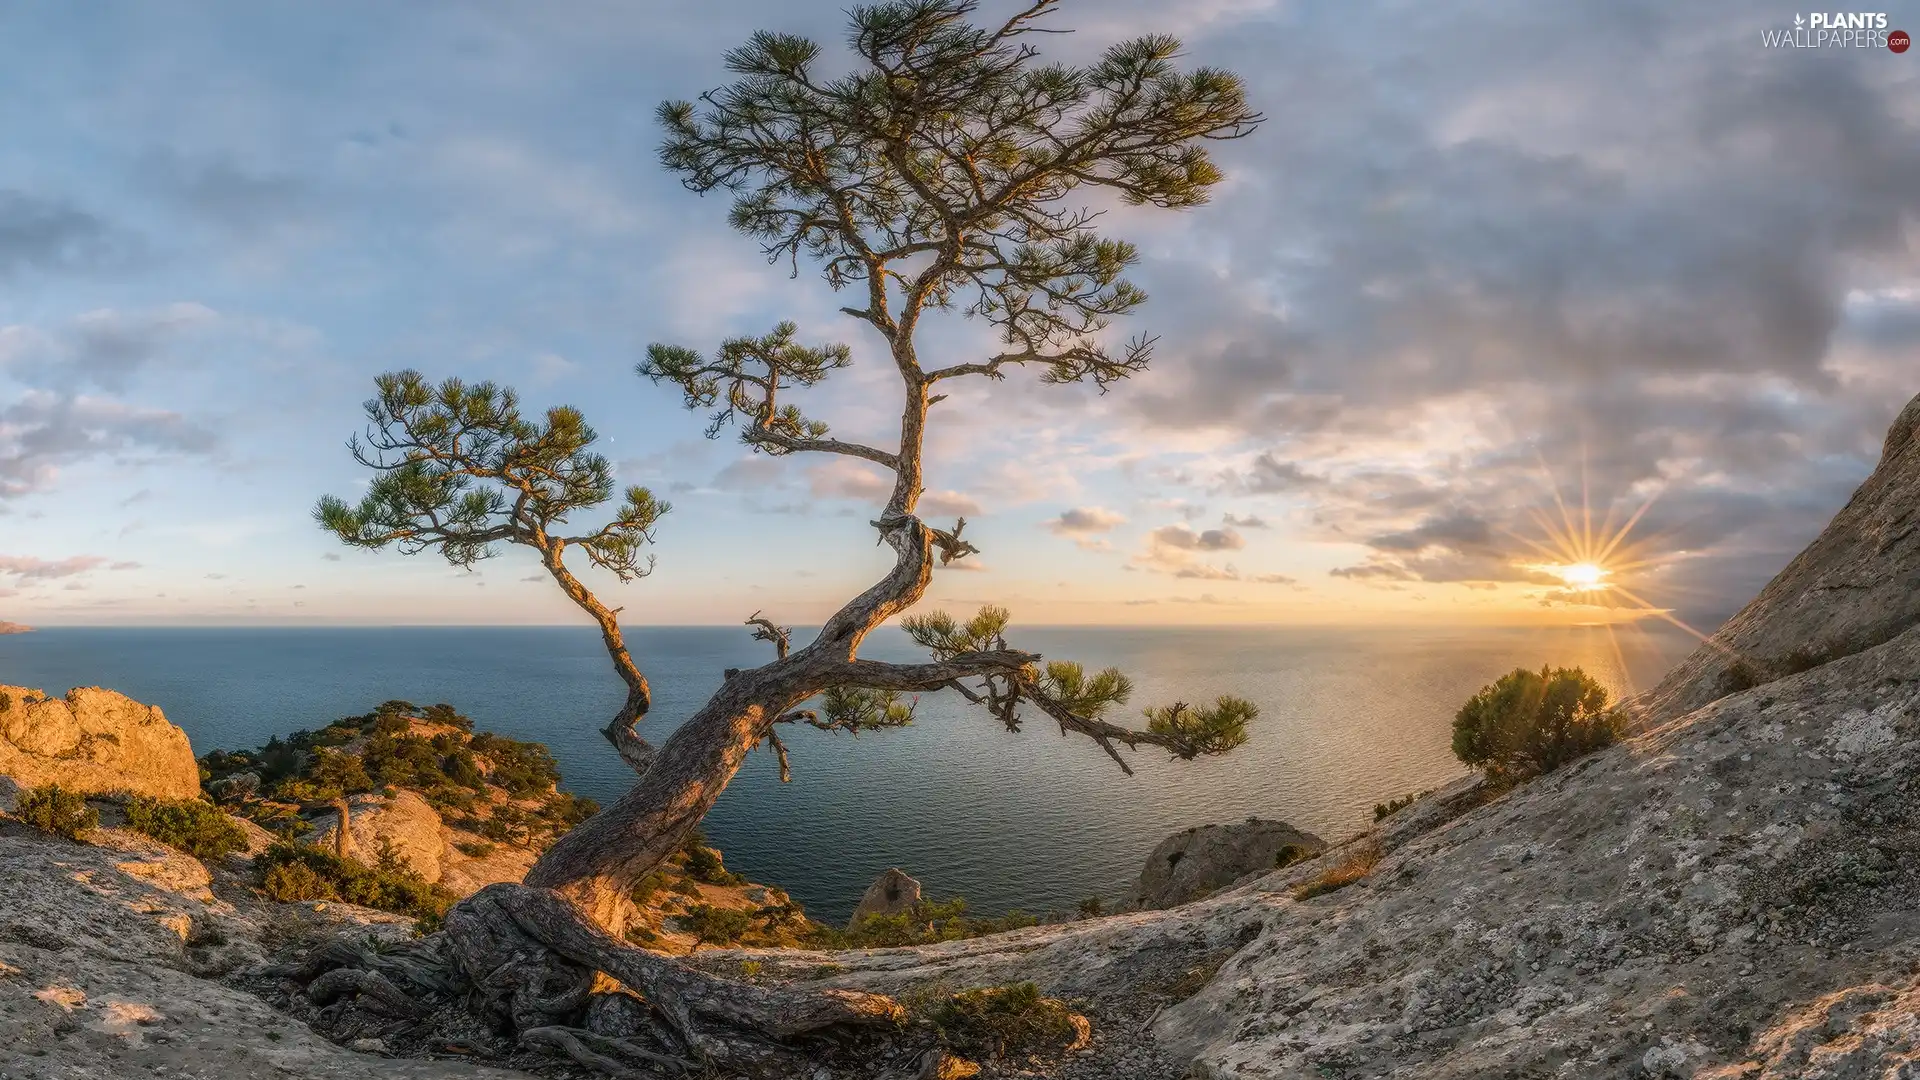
1635;391;1920;727
0;686;200;801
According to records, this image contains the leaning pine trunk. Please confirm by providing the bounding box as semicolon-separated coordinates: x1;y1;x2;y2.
522;521;936;935
522;683;785;935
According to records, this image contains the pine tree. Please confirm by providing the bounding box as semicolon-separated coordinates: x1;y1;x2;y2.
314;2;1264;1067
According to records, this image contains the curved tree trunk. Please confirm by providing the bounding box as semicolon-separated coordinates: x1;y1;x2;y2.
522;513;941;934
522;683;788;934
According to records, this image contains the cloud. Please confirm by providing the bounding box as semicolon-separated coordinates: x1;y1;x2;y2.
1047;506;1126;549
1224;454;1326;495
0;555;108;581
806;459;892;501
1130;522;1292;584
1221;512;1269;529
1050;506;1128;535
532;352;578;384
136;150;308;235
921;490;983;517
1147;524;1245;553
1;303;219;392
0;392;219;499
321;553;342;562
1107;1;1920;622
0;192;129;278
1173;562;1240;581
712;455;786;491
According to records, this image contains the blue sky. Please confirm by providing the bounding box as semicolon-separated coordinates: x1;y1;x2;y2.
1;1;1915;628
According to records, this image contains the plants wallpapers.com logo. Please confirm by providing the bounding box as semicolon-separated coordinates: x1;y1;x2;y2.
1761;12;1911;49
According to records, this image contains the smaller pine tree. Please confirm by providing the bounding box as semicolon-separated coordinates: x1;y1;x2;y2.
1452;665;1619;782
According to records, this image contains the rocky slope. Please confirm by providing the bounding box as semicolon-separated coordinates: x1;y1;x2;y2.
0;685;200;800
0;820;535;1080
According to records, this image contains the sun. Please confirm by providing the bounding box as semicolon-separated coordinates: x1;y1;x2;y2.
1554;561;1610;590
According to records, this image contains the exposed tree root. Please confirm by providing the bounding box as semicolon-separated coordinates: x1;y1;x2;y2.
523;1025;699;1078
307;967;430;1018
445;883;907;1077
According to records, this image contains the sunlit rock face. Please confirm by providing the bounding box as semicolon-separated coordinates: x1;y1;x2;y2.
1635;390;1920;727
0;685;200;802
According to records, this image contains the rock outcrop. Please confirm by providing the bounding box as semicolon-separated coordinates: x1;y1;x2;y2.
0;686;199;801
308;789;537;893
1136;818;1326;909
310;790;447;881
1635;391;1920;727
849;867;923;926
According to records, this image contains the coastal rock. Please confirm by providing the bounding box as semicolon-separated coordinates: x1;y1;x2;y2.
1635;390;1920;727
849;867;922;926
1135;818;1325;909
0;685;199;801
309;789;446;882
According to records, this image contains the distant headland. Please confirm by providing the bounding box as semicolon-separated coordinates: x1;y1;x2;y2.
0;622;33;635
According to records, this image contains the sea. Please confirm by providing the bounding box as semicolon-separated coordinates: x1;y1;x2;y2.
0;623;1694;923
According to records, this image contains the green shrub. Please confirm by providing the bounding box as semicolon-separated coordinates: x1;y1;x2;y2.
682;842;744;885
1452;665;1619;782
678;904;753;951
452;839;495;858
444;751;486;790
1373;793;1419;821
468;733;561;796
253;841;456;929
306;748;372;798
13;783;97;839
928;982;1082;1060
630;870;670;905
124;796;248;860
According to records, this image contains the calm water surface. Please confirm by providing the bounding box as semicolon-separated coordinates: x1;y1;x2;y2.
0;624;1691;921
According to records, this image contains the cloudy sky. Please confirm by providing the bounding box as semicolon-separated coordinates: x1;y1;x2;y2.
1;1;1915;629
